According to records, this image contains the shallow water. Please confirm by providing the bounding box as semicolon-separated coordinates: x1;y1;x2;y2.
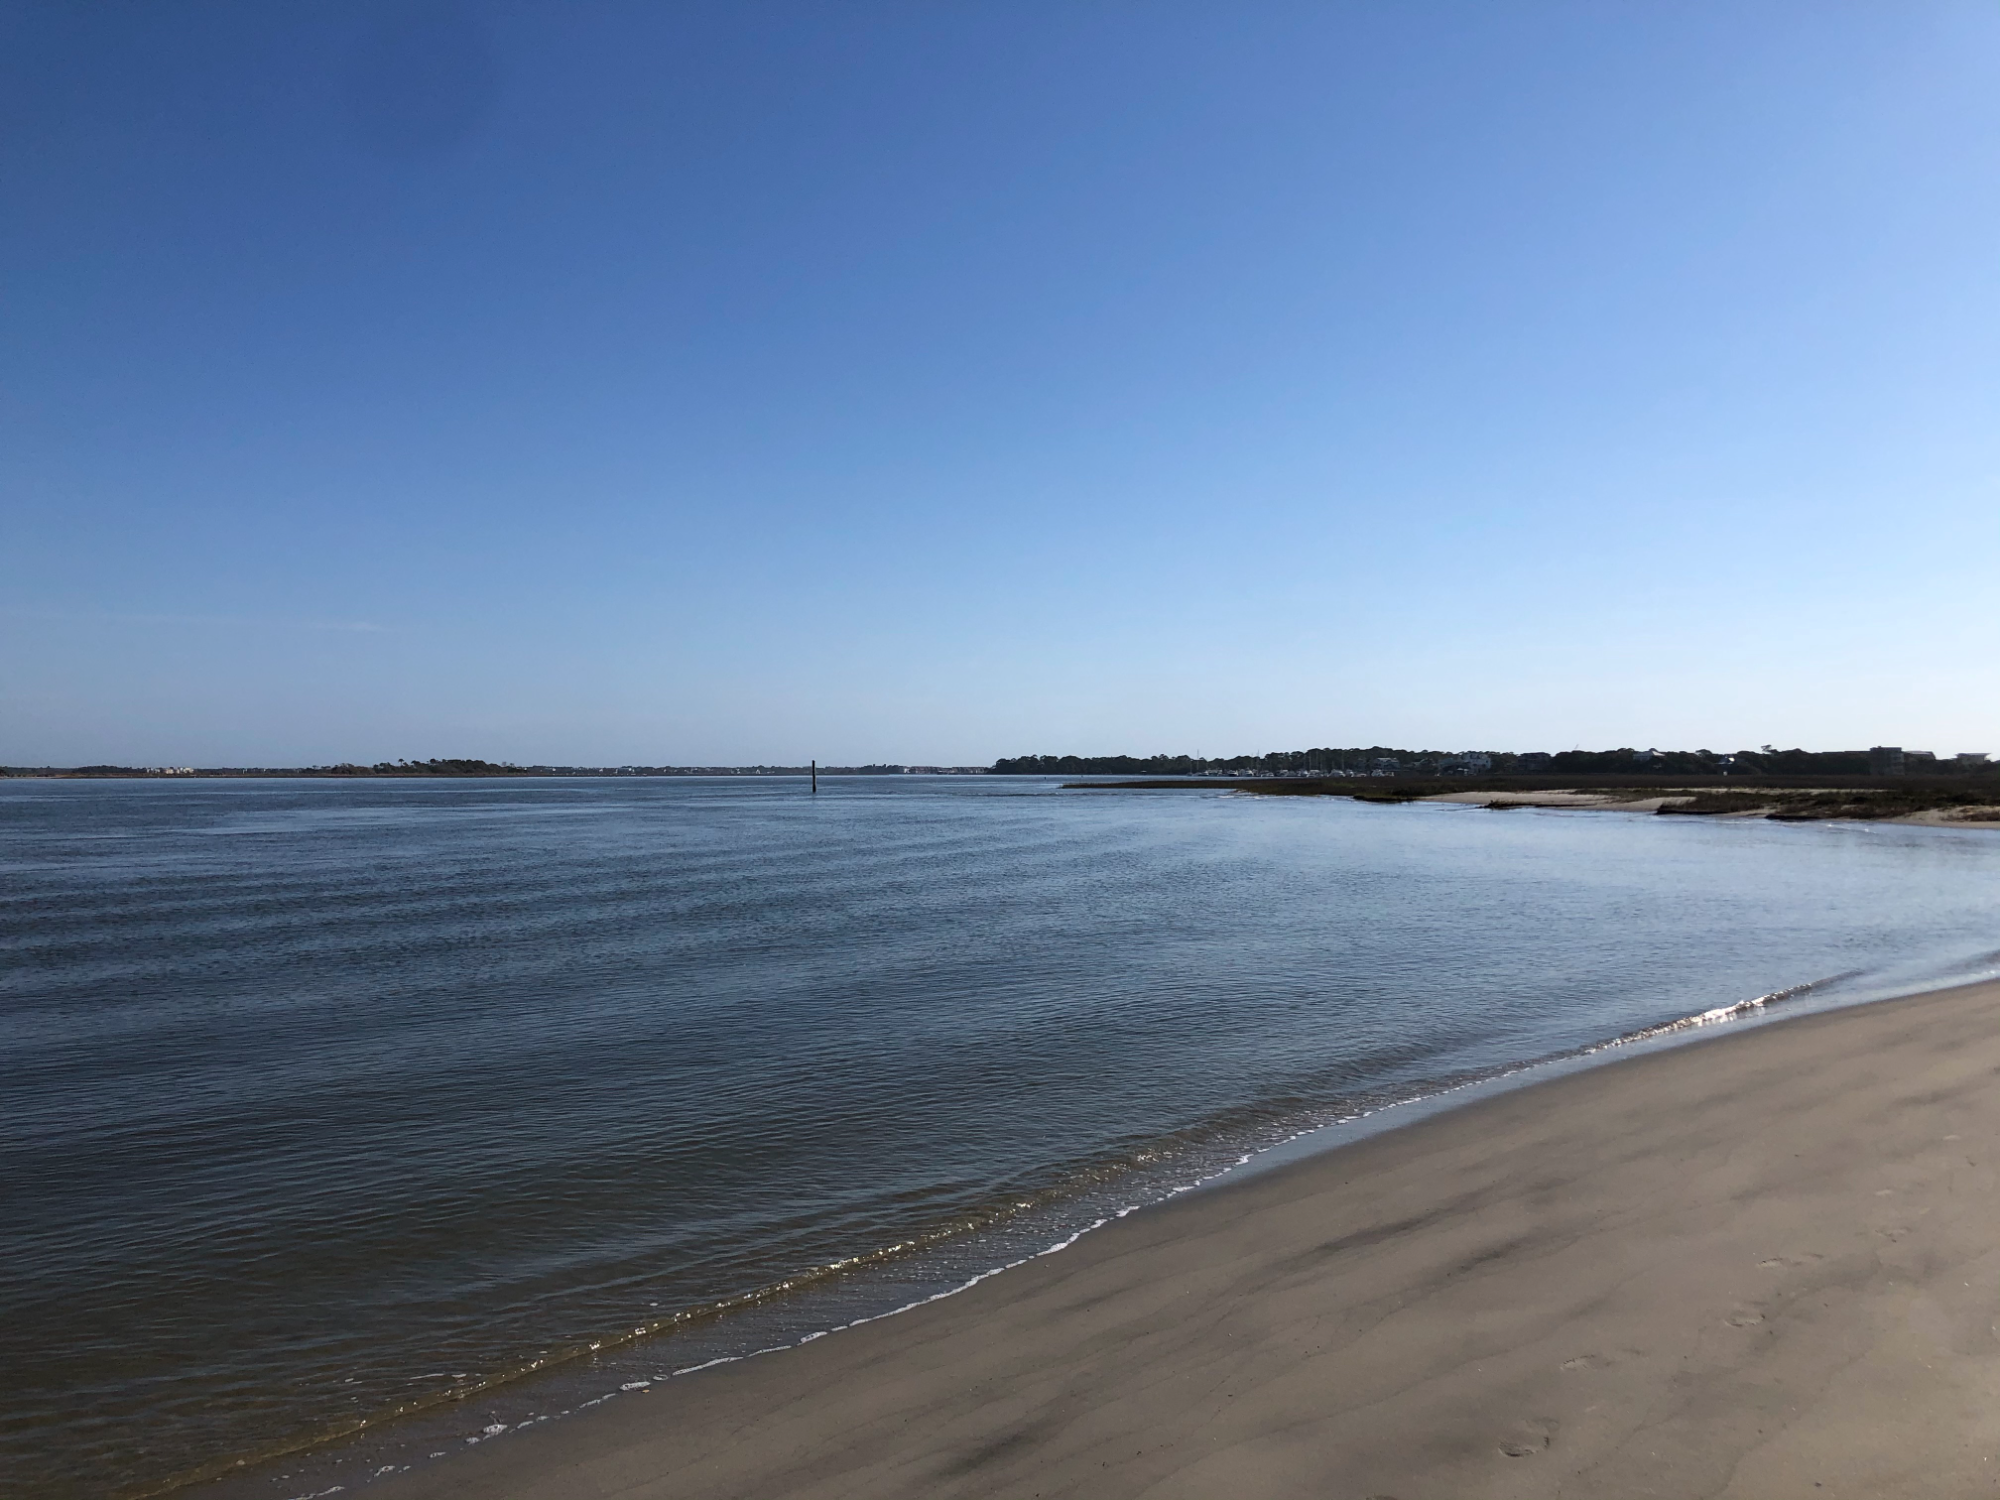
3;776;1997;1499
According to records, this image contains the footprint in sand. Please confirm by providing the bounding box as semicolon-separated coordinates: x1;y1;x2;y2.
1499;1418;1558;1458
1759;1253;1824;1270
1725;1311;1765;1327
1561;1348;1644;1372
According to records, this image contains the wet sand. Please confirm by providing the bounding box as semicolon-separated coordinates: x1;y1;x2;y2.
372;978;2000;1499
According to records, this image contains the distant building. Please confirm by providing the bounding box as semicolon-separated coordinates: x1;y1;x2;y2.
1955;752;1990;767
1870;746;1905;776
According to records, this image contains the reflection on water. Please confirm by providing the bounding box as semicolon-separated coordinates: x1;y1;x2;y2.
3;776;1997;1499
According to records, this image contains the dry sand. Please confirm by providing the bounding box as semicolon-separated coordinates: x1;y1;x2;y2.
1426;788;1694;812
371;979;2000;1500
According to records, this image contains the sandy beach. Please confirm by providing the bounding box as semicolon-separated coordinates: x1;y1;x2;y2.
370;978;2000;1500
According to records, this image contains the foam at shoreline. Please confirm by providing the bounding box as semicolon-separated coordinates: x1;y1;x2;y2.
351;976;2000;1500
215;960;1999;1500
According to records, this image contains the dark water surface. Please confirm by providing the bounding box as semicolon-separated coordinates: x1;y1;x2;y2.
4;776;1999;1499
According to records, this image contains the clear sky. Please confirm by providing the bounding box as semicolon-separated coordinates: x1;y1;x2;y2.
5;2;1997;767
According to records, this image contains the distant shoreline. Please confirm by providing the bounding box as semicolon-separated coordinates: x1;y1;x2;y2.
0;766;991;780
1066;774;2000;826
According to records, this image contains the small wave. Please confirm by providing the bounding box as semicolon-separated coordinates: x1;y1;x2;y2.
1585;971;1862;1052
250;968;1886;1500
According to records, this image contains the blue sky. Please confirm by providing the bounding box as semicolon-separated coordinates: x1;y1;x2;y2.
4;2;1998;766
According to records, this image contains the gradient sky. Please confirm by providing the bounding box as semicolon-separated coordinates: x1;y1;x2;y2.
5;2;1998;766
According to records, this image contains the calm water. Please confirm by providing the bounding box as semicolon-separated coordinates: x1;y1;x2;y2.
5;776;1999;1500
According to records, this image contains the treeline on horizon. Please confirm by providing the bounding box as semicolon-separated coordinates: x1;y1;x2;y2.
297;760;918;776
4;760;944;778
0;758;534;778
990;746;1990;777
14;749;1993;780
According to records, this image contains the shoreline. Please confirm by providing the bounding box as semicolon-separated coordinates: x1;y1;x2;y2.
40;781;1991;1500
1063;778;2000;827
185;968;1887;1500
351;975;2000;1500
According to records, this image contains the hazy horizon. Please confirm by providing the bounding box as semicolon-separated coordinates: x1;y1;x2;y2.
7;3;1998;766
9;741;1987;773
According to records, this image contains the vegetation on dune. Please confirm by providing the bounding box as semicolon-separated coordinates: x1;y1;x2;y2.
1660;788;2000;821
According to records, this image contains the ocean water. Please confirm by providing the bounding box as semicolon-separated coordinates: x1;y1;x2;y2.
4;775;1999;1500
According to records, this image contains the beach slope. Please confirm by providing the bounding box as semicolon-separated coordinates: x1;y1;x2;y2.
372;979;2000;1499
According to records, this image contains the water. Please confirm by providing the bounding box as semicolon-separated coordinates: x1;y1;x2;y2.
4;776;1998;1500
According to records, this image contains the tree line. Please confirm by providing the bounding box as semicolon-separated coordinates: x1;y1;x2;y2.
991;747;1983;777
